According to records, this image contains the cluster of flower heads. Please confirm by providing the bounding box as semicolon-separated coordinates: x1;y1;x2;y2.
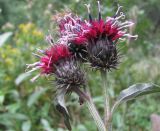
58;2;138;70
27;1;138;81
26;1;137;130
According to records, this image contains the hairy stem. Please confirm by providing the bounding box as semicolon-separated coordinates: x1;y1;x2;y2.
101;70;111;130
85;90;106;131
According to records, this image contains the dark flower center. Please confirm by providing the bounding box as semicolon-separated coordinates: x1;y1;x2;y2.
87;37;119;71
69;43;88;61
54;58;86;91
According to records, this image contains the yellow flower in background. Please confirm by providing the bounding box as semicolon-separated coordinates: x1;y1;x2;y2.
0;45;21;61
5;76;11;82
5;58;14;66
1;54;6;59
32;30;43;38
12;48;21;55
25;23;35;30
16;22;44;45
18;23;43;37
19;23;35;33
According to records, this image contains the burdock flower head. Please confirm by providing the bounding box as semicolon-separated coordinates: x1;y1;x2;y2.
26;42;71;81
58;14;88;61
58;1;138;71
26;35;88;130
26;35;86;93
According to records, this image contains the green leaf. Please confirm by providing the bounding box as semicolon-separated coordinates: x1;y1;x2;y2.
0;91;5;105
6;103;21;113
41;118;53;131
22;120;31;131
15;73;31;86
27;88;48;107
111;83;160;113
0;113;28;121
55;88;71;131
8;90;19;98
0;32;13;47
76;124;87;131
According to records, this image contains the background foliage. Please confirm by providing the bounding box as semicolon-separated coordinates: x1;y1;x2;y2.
0;0;160;130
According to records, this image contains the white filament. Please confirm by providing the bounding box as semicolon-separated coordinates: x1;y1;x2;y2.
118;29;127;34
111;20;120;27
115;5;123;15
30;74;40;82
26;62;40;68
26;66;40;74
123;34;138;40
45;34;54;45
115;12;125;20
48;55;53;68
36;48;45;54
32;53;42;58
118;22;134;30
97;1;101;13
84;4;91;14
119;38;126;42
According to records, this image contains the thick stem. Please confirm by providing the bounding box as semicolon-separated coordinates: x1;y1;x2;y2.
85;90;106;131
101;70;111;130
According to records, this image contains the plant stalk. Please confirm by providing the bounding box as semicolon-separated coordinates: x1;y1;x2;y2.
101;70;111;130
85;90;106;131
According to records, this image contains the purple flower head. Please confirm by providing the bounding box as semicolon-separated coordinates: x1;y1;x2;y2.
57;1;138;71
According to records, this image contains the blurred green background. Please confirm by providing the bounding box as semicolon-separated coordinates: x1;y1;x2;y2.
0;0;160;130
